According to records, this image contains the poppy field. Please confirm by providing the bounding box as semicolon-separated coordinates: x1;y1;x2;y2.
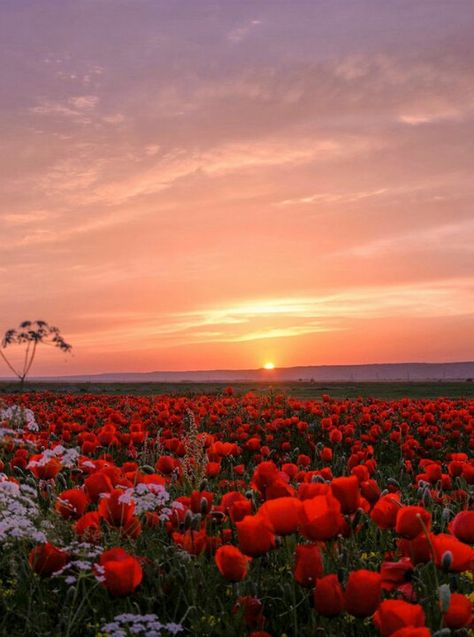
0;389;473;637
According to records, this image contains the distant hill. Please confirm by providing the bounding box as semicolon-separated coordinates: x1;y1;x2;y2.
18;361;474;383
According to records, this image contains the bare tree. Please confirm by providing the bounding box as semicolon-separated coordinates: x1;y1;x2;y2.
1;320;72;390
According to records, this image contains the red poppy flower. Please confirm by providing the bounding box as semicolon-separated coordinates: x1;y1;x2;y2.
96;547;143;596
373;600;426;637
190;490;214;514
443;592;473;629
331;476;361;514
345;570;382;617
361;478;381;504
431;533;474;572
293;543;324;587
236;515;276;557
215;544;250;581
172;529;208;555
84;471;114;502
28;455;62;480
380;558;414;591
155;455;180;475
250;461;281;497
371;493;401;529
390;629;431;637
313;574;345;616
74;511;102;541
233;596;265;629
398;533;432;565
29;543;69;577
257;497;302;536
396;506;431;539
55;488;89;520
98;488;135;527
299;493;344;541
449;510;474;544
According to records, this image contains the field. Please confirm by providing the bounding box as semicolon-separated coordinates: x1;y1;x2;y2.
1;380;473;400
0;388;473;636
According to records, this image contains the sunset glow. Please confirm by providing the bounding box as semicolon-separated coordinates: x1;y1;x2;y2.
1;2;473;376
263;362;275;370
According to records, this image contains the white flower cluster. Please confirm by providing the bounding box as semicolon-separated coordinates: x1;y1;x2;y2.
117;482;183;519
101;614;183;637
27;445;81;470
0;404;39;432
0;475;48;544
0;426;26;445
52;559;94;584
62;540;104;559
49;541;105;583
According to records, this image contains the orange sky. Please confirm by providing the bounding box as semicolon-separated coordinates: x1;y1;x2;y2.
1;1;473;375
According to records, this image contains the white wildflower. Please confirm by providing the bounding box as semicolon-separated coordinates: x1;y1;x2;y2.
0;405;39;432
102;614;183;637
0;475;49;544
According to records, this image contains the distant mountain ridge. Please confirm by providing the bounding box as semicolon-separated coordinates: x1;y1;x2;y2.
17;361;474;382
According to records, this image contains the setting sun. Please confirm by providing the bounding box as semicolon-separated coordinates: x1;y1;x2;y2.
263;362;275;370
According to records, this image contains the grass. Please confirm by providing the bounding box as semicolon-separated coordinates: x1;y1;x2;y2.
0;380;473;400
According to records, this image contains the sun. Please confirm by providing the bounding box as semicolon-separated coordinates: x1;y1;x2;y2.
263;362;275;370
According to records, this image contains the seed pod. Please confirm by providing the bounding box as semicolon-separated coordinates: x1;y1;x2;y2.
439;584;451;613
200;497;208;516
56;472;67;490
442;507;452;522
422;487;432;507
183;509;193;530
441;550;453;572
192;513;202;530
449;574;458;592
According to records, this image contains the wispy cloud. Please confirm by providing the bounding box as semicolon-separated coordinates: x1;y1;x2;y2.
228;19;262;43
277;188;389;206
336;221;474;258
65;279;474;350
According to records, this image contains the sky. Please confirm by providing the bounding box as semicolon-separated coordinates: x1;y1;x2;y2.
1;0;474;376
